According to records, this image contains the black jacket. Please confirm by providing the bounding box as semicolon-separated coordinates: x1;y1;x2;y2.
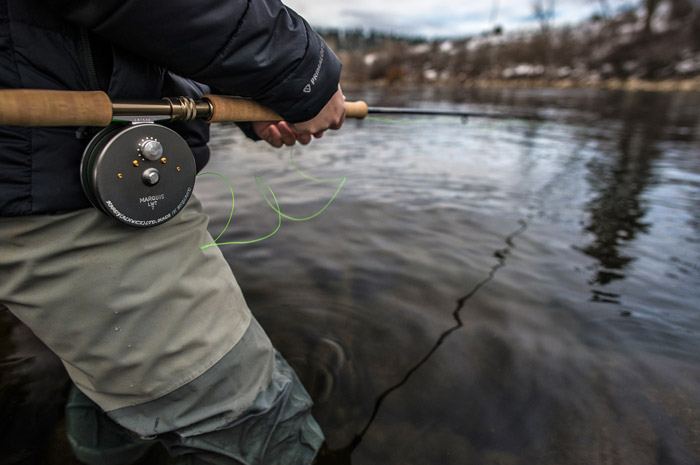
0;0;341;216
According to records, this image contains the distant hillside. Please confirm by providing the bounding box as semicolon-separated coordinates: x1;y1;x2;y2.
319;1;700;91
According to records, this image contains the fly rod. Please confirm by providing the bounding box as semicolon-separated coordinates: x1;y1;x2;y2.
0;89;540;229
0;89;538;126
366;107;513;119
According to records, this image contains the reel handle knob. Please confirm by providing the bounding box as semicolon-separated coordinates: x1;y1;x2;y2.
142;168;161;186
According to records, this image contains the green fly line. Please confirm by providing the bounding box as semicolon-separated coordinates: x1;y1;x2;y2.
198;147;346;249
198;114;500;249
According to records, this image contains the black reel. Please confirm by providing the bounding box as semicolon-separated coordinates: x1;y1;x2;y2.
81;123;196;228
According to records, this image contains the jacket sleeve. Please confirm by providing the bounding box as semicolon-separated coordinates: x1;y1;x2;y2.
42;0;341;123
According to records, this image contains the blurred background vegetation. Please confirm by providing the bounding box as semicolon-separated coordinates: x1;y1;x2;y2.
321;0;700;90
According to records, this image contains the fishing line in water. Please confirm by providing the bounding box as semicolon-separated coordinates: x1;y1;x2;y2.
198;147;346;249
315;220;529;461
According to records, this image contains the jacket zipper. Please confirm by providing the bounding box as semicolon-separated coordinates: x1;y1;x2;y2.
80;28;101;91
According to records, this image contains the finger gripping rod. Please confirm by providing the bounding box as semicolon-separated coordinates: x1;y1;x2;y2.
0;89;369;126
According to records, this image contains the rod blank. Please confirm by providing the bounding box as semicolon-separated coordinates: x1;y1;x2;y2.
367;106;540;120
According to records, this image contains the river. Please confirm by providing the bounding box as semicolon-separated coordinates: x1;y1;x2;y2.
1;86;699;464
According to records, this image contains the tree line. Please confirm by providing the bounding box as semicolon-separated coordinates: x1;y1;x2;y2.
319;0;700;85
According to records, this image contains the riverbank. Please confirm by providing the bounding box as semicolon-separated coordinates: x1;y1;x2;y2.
341;76;700;93
459;77;700;92
328;3;700;95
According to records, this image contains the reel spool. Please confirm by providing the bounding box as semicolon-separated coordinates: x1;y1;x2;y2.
81;123;196;227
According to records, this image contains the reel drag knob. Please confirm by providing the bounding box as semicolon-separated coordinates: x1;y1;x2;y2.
140;139;163;161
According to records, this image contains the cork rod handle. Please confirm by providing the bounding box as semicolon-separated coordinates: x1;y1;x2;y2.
0;90;370;127
203;95;369;123
0;89;113;126
345;100;369;119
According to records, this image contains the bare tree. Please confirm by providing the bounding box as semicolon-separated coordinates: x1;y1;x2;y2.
532;0;556;32
532;0;556;68
592;0;611;18
643;0;661;35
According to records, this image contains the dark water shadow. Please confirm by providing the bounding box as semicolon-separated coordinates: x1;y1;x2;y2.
313;220;528;464
0;305;73;464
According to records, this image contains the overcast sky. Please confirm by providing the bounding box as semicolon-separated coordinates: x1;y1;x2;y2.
284;0;636;37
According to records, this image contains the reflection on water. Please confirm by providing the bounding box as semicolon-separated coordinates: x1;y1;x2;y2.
582;92;665;292
1;87;699;464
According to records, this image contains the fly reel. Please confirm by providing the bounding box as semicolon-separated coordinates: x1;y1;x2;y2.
81;123;196;227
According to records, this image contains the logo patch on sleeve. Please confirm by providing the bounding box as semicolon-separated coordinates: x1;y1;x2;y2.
303;45;325;94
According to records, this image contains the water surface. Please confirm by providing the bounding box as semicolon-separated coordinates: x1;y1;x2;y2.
1;86;699;464
199;86;700;465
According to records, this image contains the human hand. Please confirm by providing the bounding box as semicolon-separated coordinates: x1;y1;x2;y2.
253;85;346;147
290;85;346;136
252;120;320;147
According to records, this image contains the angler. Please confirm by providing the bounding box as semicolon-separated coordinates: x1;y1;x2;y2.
0;1;345;464
0;4;541;464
